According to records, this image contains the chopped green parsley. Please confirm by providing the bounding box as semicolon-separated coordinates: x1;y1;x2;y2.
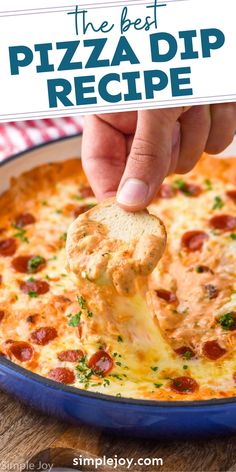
204;179;213;191
212;196;224;210
218;312;235;331
182;350;193;360
28;255;45;273
173;179;188;192
77;295;94;318
12;225;29;243
60;232;67;242
67;312;81;327
28;291;38;298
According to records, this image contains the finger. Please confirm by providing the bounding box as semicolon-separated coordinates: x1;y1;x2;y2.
176;105;211;174
97;111;137;135
116;108;182;211
81;115;127;201
167;122;181;175
205;103;236;154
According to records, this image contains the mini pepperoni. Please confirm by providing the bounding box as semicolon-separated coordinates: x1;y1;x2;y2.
14;213;36;228
48;367;75;384
233;372;236;383
0;311;5;323
156;289;177;303
88;350;114;376
209;215;236;232
30;327;57;345
11;255;46;274
80;186;94;198
170;376;199;394
202;340;227;360
9;341;34;362
180;183;202;197
57;349;84;362
73;205;92;218
0;238;17;256
175;347;195;359
181;231;209;252
20;279;49;295
158;184;177;199
226;190;236;203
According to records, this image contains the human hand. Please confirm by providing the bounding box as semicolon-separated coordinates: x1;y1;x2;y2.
82;104;236;211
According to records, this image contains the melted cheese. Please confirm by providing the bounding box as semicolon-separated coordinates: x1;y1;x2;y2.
0;155;236;401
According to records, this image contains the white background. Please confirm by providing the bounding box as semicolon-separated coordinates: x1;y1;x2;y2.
0;0;235;122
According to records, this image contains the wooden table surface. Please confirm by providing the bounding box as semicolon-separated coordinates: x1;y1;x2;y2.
1;389;236;472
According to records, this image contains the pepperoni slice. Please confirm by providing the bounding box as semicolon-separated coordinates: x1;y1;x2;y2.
20;279;49;296
88;350;114;376
14;213;36;228
73;205;92;218
80;186;94;198
9;341;34;362
181;231;209;252
156;289;177;303
0;238;17;257
0;275;2;284
48;367;75;384
57;349;84;362
30;327;57;345
170;376;199;394
180;183;202;197
233;372;236;383
158;184;177;199
202;340;227;360
175;347;195;359
0;311;5;323
226;190;236;203
209;215;236;232
12;255;46;274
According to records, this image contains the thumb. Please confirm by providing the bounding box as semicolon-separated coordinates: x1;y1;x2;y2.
116;109;181;211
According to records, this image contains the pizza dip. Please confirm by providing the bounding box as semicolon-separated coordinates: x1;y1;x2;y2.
0;155;235;401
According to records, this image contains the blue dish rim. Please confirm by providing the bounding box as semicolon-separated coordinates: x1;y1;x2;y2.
0;134;235;409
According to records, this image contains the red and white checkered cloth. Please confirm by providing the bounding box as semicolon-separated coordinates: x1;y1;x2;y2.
0;117;83;161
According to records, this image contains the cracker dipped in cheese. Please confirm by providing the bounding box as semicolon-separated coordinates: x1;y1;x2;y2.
66;198;167;296
0;154;236;401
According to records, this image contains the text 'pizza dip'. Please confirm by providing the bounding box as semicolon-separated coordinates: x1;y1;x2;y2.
0;155;235;401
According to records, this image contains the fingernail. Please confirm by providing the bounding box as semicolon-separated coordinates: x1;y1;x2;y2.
117;179;149;206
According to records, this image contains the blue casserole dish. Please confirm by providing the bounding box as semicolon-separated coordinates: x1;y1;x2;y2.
0;134;236;440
